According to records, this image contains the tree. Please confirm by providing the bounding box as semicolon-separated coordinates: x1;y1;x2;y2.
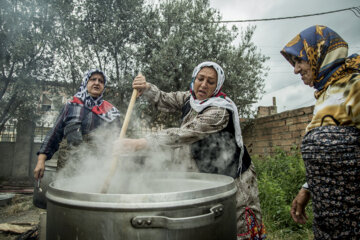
222;25;268;117
50;0;90;95
0;0;268;133
74;0;149;113
135;0;268;127
0;0;56;132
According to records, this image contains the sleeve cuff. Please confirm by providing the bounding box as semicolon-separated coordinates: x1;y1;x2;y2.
302;182;309;189
142;83;159;101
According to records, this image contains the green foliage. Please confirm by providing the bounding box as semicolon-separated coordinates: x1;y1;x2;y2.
1;0;269;131
0;0;56;130
136;0;268;126
253;147;313;237
266;228;313;240
223;26;268;116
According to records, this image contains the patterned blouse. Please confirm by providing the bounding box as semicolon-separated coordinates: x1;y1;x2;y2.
306;74;360;132
142;83;230;147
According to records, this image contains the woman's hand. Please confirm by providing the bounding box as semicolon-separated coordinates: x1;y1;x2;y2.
34;154;47;180
290;188;311;224
132;73;149;97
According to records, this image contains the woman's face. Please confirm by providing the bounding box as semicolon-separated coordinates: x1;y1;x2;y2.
292;56;314;87
193;67;218;100
87;73;105;98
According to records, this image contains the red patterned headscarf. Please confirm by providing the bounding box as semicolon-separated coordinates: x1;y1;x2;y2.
72;69;120;122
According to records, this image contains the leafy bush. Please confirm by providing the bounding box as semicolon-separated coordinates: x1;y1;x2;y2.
252;147;313;238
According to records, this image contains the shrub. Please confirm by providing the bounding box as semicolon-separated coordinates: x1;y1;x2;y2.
253;147;313;237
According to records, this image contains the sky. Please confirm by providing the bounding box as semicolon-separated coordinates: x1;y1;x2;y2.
209;0;360;113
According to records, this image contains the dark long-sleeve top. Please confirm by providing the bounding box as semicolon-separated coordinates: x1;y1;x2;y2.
37;102;120;160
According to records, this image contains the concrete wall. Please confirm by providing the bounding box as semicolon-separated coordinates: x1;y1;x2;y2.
243;105;314;156
0;143;15;178
12;120;35;178
0;121;40;182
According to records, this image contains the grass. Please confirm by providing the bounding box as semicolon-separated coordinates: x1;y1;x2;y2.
3;195;36;217
0;195;42;240
252;147;314;240
266;228;313;240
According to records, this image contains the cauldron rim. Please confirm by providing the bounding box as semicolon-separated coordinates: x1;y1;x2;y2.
46;171;237;209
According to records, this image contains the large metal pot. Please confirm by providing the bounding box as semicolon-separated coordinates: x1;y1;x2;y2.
46;172;237;240
33;160;57;209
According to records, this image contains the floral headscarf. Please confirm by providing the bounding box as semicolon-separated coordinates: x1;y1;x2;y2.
189;61;244;173
281;25;360;98
72;69;120;122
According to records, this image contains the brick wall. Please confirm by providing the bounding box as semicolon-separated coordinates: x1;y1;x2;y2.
257;106;277;118
242;105;314;156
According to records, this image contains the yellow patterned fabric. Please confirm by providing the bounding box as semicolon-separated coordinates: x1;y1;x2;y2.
306;74;360;132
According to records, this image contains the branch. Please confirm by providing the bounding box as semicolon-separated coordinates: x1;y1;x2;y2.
0;115;11;134
0;91;19;127
0;62;15;101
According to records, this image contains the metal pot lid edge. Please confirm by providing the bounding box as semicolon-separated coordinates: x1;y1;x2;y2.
46;186;237;209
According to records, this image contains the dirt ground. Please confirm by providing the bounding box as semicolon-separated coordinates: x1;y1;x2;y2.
0;194;45;240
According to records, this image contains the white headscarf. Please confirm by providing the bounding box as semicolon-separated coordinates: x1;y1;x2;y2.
189;61;244;171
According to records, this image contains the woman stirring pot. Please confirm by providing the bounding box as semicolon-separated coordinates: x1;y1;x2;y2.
121;62;266;239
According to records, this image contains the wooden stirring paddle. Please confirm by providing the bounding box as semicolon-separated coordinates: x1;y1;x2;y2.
101;86;138;193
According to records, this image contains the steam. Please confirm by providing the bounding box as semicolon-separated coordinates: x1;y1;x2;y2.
53;108;238;194
54;119;190;194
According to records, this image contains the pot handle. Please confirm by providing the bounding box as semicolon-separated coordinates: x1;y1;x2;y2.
131;204;224;229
